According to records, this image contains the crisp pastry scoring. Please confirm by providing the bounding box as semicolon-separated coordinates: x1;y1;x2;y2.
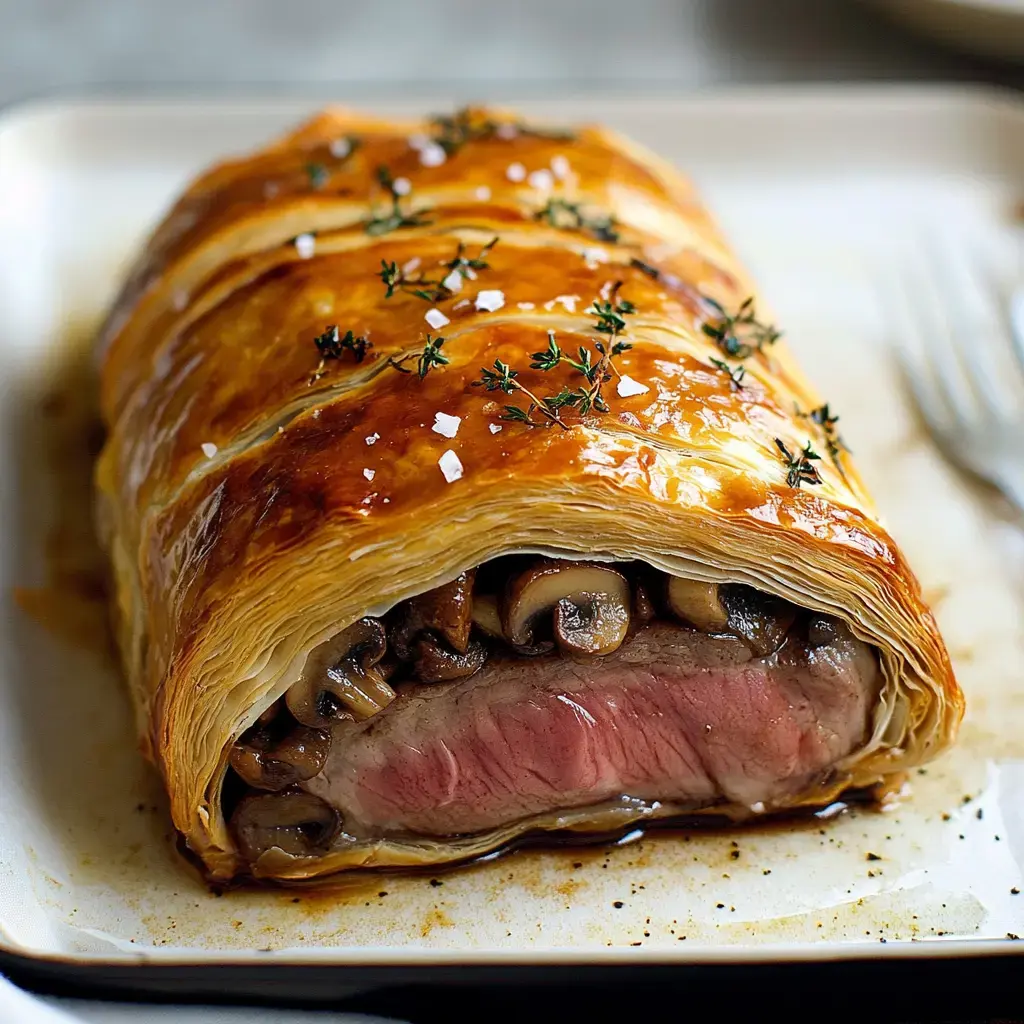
94;105;961;882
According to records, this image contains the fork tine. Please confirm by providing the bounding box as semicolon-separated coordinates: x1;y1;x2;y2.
886;254;977;435
913;243;994;427
928;240;1024;420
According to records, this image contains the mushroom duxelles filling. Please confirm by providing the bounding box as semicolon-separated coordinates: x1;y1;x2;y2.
228;555;882;863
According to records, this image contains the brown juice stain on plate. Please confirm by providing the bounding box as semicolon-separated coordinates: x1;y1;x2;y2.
13;318;115;660
420;906;455;937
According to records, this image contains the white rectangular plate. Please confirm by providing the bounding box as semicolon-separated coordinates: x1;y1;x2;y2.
1;87;1023;969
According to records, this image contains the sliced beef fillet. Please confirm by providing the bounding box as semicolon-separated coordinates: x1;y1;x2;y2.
303;620;880;836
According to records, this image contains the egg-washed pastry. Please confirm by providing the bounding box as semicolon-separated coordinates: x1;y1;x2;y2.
94;106;961;882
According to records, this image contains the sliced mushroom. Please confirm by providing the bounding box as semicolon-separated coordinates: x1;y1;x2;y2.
666;577;797;656
666;577;730;633
231;788;339;863
286;617;394;727
230;722;331;791
391;571;476;657
554;594;631;656
414;635;488;682
502;561;631;656
719;584;797;657
470;593;504;639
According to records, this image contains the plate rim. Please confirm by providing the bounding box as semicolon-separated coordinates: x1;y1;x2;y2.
1;81;1023;973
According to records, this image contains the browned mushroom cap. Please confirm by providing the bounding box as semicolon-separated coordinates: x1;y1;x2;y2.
286;618;394;727
414;635;488;682
470;593;503;639
666;578;796;656
230;788;339;863
719;584;797;657
666;577;730;633
229;722;331;791
502;562;631;656
391;571;476;657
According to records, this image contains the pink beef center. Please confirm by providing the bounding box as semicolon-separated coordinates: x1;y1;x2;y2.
304;622;880;836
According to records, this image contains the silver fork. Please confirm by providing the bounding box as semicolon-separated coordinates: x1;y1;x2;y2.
890;240;1024;513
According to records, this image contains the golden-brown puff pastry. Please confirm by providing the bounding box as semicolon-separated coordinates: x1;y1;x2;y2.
95;106;961;882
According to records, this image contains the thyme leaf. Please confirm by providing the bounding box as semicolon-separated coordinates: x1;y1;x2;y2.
775;438;823;489
630;258;661;280
305;162;330;190
388;334;448;379
701;296;781;360
530;332;562;372
709;357;746;391
535;198;619;243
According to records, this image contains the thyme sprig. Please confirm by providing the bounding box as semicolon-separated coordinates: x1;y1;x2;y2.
589;282;636;346
479;282;636;425
710;357;746;391
379;237;499;303
474;358;569;429
535;198;619;243
808;403;850;481
429;107;575;156
526;333;612;415
775;438;823;489
364;166;433;236
387;335;449;379
701;296;781;359
309;325;372;383
445;235;499;282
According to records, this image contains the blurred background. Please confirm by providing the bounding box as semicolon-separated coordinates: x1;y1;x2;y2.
0;0;1022;108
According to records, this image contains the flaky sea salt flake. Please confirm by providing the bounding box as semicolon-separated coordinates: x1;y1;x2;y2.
432;412;461;438
475;289;505;312
438;449;464;483
617;375;650;398
418;142;447;167
528;168;554;191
